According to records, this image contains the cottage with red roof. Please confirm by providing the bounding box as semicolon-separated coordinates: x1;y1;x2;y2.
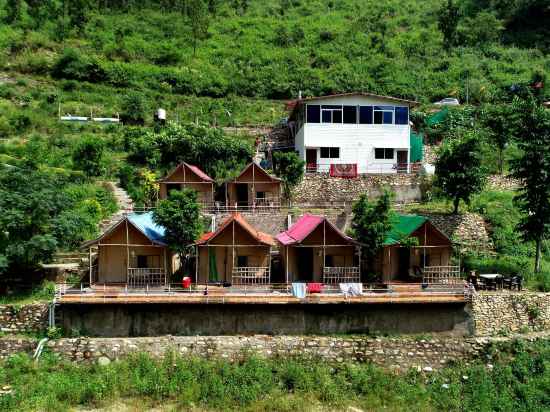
158;162;215;207
276;214;360;284
226;162;281;209
195;213;276;285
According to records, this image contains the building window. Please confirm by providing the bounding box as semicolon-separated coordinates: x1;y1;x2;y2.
359;106;373;124
343;106;357;124
395;107;409;125
306;105;320;123
324;255;334;267
237;255;248;267
373;106;394;124
256;191;265;199
320;147;340;159
321;105;343;123
374;148;394;160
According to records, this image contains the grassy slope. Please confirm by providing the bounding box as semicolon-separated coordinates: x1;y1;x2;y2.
1;340;549;411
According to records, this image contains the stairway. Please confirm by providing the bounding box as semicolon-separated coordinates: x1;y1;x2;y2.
99;181;134;232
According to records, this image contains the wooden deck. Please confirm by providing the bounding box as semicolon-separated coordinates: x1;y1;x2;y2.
57;284;467;305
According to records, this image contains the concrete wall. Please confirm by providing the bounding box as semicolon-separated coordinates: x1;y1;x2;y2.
58;303;472;337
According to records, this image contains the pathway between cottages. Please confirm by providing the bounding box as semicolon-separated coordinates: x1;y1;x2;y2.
100;181;134;232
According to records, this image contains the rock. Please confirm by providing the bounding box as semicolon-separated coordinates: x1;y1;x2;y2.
423;366;433;373
97;356;111;366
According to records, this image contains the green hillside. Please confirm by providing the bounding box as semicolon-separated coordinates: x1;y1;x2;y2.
0;0;549;281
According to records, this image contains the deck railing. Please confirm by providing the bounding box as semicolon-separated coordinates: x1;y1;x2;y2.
127;268;166;288
323;266;361;284
306;162;415;175
232;266;270;285
422;266;462;285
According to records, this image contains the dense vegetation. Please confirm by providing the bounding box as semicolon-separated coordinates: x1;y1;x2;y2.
0;339;548;411
0;0;549;282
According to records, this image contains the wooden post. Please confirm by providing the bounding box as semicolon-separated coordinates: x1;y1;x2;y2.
125;219;130;285
88;247;92;286
195;245;199;283
252;163;255;210
285;246;289;285
163;248;167;287
358;246;362;282
232;219;235;283
322;219;326;283
423;223;427;268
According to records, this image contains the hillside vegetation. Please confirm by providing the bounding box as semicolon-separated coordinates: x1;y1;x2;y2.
0;0;549;280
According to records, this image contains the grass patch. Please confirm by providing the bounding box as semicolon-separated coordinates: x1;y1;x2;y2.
0;281;55;305
0;340;549;411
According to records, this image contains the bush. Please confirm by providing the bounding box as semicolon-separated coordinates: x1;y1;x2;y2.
120;91;147;125
72;136;105;177
51;48;107;83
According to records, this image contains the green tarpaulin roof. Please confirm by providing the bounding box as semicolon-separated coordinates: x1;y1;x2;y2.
383;214;428;246
426;107;448;126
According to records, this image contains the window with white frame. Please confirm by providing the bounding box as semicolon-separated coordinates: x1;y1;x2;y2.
321;105;343;123
374;148;394;160
320;147;340;158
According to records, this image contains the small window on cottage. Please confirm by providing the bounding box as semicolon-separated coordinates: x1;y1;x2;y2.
343;106;357;124
320;147;340;159
306;105;321;123
324;255;334;267
374;148;394;160
256;191;265;199
237;256;248;267
137;255;148;268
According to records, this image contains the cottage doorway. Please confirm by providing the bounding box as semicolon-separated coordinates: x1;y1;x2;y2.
236;183;248;206
296;248;314;281
397;248;410;281
306;149;317;172
396;150;408;173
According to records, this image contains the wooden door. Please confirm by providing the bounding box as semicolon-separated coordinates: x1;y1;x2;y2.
396;151;408;173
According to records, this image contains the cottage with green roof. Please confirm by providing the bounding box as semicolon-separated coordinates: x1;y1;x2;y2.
376;214;453;283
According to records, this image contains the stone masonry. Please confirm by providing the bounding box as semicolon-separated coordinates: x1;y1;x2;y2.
471;292;550;336
0;304;48;334
0;333;548;372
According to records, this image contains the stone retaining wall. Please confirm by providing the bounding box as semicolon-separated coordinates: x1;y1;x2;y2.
472;292;550;336
1;333;548;372
292;174;422;204
0;304;48;334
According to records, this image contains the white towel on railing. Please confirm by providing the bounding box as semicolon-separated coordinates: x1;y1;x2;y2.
291;283;307;299
339;283;363;297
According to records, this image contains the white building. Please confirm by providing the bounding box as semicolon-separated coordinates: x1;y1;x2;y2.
288;93;419;174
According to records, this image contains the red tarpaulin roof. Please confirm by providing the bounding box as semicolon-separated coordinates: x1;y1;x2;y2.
196;213;276;246
276;214;356;245
160;162;214;183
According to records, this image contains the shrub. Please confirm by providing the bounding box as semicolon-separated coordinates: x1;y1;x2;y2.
51;48;107;83
72;136;105;177
120;91;147;125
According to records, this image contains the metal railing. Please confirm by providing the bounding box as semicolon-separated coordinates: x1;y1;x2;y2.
323;266;361;284
128;268;166;288
232;266;271;285
422;266;462;285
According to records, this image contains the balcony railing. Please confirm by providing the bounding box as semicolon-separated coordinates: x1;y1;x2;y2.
422;266;462;285
306;162;412;175
232;266;270;285
128;268;167;288
323;266;361;284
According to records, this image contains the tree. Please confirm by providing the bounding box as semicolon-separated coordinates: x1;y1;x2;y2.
351;190;393;271
273;151;305;204
434;131;487;214
153;189;202;266
120;92;147;126
510;96;550;273
438;0;460;48
73;136;105;177
480;104;518;174
187;0;210;56
4;0;24;24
